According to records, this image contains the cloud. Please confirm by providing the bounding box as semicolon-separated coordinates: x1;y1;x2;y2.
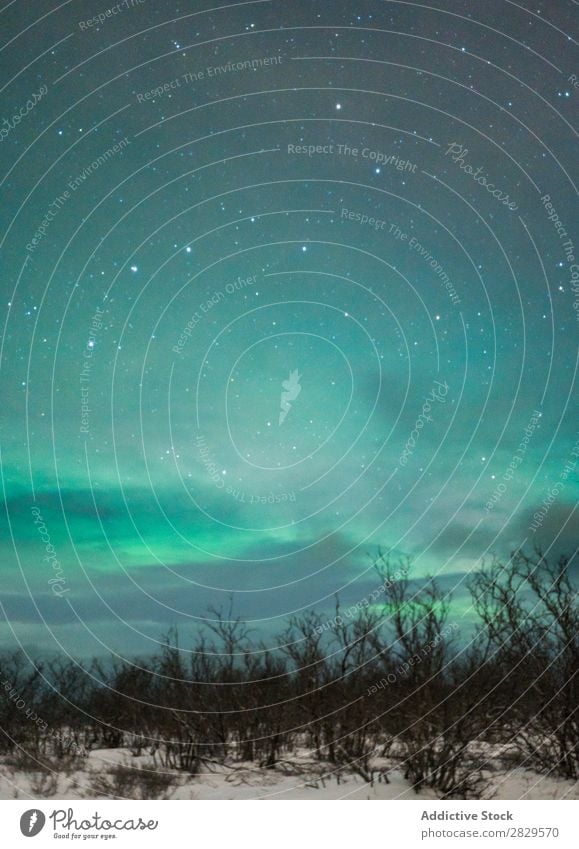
513;500;578;559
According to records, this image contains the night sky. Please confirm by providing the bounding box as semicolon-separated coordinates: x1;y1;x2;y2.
1;0;577;658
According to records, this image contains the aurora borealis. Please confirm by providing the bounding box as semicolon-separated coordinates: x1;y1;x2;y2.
0;0;577;659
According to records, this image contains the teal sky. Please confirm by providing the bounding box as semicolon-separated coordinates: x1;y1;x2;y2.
1;0;577;658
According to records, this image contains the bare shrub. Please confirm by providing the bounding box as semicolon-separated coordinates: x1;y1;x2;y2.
470;548;578;780
86;762;178;800
29;769;59;797
373;555;492;799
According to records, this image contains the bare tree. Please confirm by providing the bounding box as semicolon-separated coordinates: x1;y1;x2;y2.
470;547;578;779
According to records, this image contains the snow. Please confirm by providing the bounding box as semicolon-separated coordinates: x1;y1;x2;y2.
1;748;577;800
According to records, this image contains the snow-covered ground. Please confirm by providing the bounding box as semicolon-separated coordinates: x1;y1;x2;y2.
1;747;577;800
